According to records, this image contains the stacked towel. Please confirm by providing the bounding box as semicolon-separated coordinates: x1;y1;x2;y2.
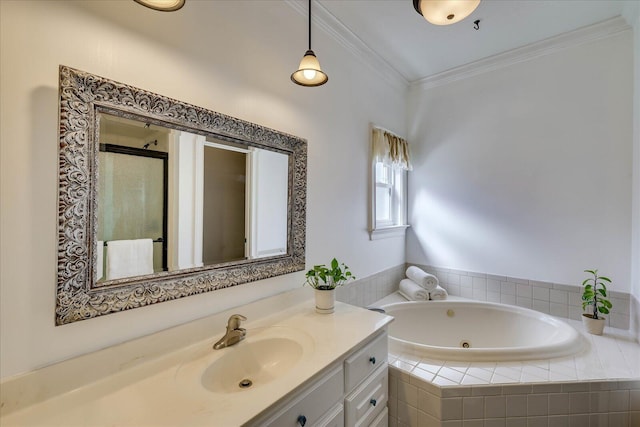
429;285;448;300
406;266;439;291
401;266;448;300
106;239;154;280
398;279;429;301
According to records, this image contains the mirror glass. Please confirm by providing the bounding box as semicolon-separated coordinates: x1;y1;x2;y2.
55;66;306;324
96;113;289;283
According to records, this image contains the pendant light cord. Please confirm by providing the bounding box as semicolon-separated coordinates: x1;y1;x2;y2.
308;0;312;50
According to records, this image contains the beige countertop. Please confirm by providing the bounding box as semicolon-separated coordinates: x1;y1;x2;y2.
1;289;393;426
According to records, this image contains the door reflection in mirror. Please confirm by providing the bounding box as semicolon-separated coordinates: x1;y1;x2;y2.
97;112;289;283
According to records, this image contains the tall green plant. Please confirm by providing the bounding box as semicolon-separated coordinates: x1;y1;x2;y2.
581;269;612;320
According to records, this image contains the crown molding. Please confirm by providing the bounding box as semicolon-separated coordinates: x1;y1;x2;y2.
411;16;632;91
285;0;409;91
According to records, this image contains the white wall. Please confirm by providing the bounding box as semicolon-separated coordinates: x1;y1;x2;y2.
623;3;640;341
0;0;406;379
406;32;634;291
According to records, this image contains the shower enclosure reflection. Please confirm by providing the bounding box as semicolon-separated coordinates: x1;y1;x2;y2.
97;113;289;283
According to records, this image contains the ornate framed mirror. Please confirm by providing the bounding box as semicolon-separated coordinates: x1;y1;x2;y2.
56;66;306;325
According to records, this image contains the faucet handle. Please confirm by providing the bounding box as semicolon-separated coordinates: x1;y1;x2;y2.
227;314;247;330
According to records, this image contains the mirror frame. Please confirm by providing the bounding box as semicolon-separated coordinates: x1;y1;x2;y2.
56;66;307;325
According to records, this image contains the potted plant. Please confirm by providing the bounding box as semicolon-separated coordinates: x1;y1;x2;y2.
305;258;355;313
581;269;613;335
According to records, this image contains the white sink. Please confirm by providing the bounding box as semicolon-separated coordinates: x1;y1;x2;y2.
176;326;315;394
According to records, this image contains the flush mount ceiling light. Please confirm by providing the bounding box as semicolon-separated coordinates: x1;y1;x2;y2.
133;0;185;12
291;0;328;87
413;0;480;25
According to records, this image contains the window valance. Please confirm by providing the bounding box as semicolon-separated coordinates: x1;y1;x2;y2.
372;127;412;171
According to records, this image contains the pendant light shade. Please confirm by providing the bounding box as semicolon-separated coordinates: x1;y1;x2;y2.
133;0;185;12
413;0;480;25
291;0;328;87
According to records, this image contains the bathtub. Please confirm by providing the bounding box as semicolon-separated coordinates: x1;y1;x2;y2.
381;299;585;361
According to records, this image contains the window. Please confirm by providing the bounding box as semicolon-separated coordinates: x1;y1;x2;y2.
370;127;410;240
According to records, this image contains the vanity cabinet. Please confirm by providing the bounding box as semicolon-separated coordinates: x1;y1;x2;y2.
251;331;388;427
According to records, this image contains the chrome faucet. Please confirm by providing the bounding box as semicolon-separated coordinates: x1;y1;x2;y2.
213;314;247;350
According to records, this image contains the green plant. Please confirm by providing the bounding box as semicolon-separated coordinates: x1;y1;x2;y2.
305;258;355;290
581;269;613;320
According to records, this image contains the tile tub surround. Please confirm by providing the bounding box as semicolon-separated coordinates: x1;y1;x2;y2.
336;263;405;307
410;264;633;331
385;318;640;426
0;289;393;426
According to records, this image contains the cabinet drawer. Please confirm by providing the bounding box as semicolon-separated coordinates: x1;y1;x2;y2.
344;332;388;392
262;365;344;427
369;406;388;427
344;364;388;427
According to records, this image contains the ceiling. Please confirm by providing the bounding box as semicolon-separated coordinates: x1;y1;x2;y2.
316;0;630;83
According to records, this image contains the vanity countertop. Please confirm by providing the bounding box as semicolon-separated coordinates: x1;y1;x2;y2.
0;289;393;426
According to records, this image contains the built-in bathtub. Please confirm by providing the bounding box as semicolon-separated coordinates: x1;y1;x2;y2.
375;292;640;426
381;299;584;361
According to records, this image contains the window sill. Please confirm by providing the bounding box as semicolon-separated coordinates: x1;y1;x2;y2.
369;225;410;241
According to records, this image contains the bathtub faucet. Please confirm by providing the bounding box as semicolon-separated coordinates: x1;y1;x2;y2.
213;314;247;350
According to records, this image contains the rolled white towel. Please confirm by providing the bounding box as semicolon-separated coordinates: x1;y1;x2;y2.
398;279;429;301
406;266;439;291
429;285;448;300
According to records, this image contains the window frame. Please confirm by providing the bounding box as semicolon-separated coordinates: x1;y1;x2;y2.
369;158;409;240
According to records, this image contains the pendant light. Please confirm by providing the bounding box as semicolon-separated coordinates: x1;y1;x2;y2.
291;0;328;87
133;0;185;12
413;0;480;25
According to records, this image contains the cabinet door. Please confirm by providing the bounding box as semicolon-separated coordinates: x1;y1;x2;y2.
345;364;388;427
315;403;344;427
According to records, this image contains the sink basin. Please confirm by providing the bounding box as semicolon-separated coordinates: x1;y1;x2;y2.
176;325;314;394
201;337;303;393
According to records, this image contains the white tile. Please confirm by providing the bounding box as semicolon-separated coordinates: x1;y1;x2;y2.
516;297;532;309
433;376;460;387
501;282;516;296
439;367;465;383
487;291;502;303
462;396;484;419
532;299;550;314
527;393;549;416
461;375;487;385
516;284;532;298
569;392;590;414
505;395;527;418
550;302;568;318
548;415;569;427
418;389;441;419
462;420;483;427
397;379;418;406
485;419;506;427
461;276;472;288
501;294;516;305
550;289;568;305
487;279;501;293
532;287;550;301
466;367;494;382
608;389;629;412
441;397;463;421
485;395;506;418
417;359;444;374
548;393;570;415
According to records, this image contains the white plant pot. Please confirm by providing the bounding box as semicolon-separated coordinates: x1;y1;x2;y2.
315;288;335;314
582;313;606;335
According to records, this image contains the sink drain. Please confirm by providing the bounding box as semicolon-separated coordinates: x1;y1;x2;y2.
460;340;471;348
238;379;253;389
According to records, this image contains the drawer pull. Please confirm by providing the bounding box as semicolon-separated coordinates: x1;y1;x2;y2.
370;399;377;407
297;415;307;426
369;356;376;364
